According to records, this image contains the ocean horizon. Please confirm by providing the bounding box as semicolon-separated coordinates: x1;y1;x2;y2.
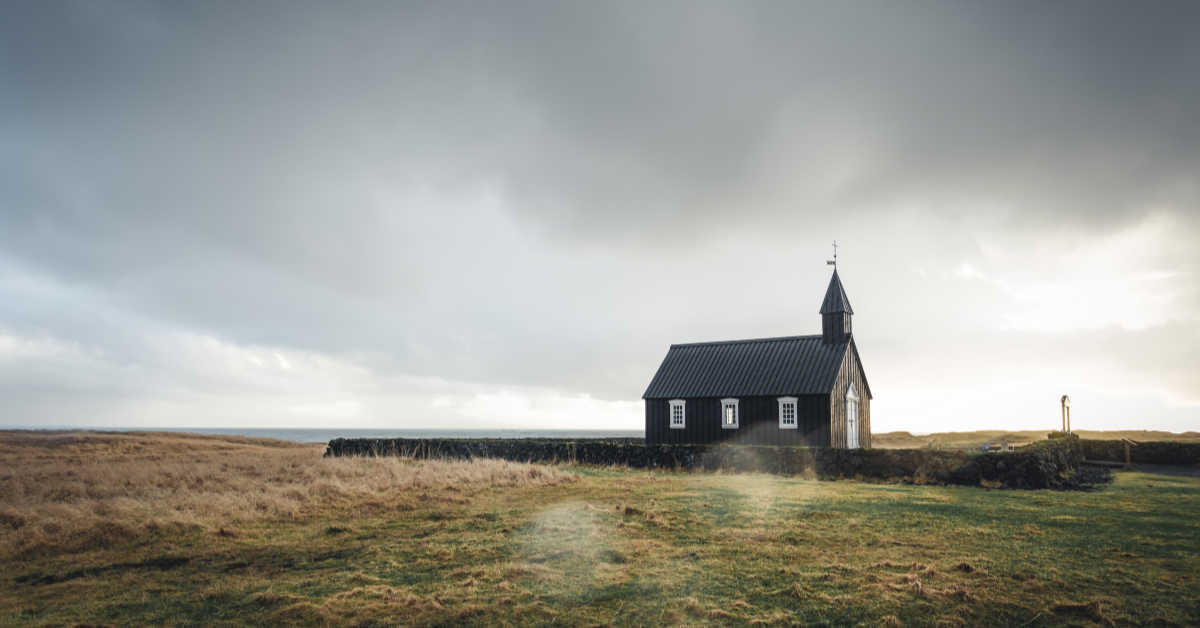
0;426;646;443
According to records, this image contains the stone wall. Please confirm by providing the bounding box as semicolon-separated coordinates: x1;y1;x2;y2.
947;437;1086;489
1079;439;1200;466
324;436;1093;489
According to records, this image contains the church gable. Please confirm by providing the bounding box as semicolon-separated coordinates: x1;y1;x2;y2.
830;338;873;449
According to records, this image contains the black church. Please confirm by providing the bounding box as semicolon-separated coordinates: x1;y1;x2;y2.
642;269;872;448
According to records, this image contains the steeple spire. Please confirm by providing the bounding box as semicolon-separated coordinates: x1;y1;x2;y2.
820;268;853;344
820;269;853;315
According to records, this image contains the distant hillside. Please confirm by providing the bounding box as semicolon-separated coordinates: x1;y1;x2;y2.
872;429;1200;450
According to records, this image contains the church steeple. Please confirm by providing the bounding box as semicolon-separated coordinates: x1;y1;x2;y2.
820;269;853;344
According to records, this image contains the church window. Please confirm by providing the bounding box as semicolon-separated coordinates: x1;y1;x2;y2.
669;399;686;429
778;397;798;429
721;398;739;429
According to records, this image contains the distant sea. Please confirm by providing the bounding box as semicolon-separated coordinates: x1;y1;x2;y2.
5;427;645;444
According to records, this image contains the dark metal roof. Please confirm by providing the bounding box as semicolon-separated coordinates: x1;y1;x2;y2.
819;270;854;314
642;335;848;399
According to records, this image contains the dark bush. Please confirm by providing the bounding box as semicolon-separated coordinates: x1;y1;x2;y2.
948;436;1084;489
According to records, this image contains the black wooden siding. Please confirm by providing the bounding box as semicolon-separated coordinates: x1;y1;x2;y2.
822;312;852;344
645;395;830;446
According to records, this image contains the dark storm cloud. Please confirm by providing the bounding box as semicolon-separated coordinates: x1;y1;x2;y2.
494;2;1200;236
6;2;1198;239
1;1;1198;427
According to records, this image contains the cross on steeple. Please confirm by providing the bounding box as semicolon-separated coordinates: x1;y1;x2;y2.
826;240;838;268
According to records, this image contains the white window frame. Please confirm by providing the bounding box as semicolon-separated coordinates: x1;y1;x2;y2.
777;396;798;429
720;398;740;429
845;382;860;449
669;399;686;429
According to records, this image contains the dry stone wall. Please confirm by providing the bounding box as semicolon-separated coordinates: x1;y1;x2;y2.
324;436;1094;489
1078;440;1200;466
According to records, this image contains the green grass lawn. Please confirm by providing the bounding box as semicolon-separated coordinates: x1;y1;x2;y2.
4;462;1197;627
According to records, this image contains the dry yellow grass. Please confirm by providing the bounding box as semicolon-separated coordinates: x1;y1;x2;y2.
873;429;1200;450
0;430;575;558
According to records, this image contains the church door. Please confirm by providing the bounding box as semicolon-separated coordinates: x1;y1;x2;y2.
845;382;859;449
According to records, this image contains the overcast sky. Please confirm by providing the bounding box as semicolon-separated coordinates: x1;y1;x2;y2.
2;1;1198;433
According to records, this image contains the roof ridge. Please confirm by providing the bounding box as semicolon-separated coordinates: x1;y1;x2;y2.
669;334;822;348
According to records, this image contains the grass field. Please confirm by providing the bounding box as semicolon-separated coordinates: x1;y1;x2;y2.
1;431;1197;626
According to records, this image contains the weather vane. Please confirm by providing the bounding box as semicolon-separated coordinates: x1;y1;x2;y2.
826;240;838;268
